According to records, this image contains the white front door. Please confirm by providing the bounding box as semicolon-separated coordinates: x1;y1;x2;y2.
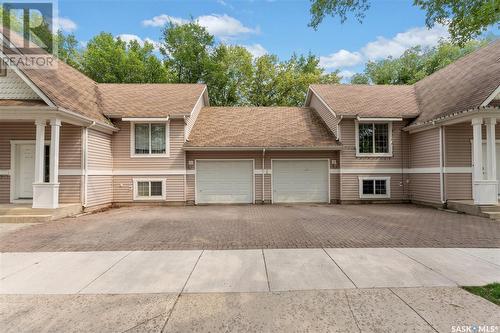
16;144;36;199
196;160;254;204
482;143;500;194
272;160;329;203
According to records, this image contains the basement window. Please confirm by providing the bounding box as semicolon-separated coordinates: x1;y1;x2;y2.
133;179;166;200
358;177;391;199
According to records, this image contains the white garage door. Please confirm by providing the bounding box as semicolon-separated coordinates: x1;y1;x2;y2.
196;160;253;204
272;160;329;203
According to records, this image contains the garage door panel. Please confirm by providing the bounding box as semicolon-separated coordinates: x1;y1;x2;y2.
196;161;253;204
272;160;329;203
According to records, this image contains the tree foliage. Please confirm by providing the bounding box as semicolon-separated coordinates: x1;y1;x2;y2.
309;0;500;45
359;39;488;84
160;22;340;106
80;32;166;83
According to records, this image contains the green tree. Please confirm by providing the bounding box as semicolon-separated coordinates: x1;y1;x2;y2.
309;0;500;45
160;21;214;83
362;39;488;85
320;70;342;84
205;44;254;106
350;73;370;84
248;54;279;106
80;32;166;83
55;31;81;69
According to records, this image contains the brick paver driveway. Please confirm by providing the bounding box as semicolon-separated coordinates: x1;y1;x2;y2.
1;204;499;251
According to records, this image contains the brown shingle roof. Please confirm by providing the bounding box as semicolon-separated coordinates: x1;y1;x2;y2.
0;99;47;106
309;84;420;118
413;39;500;124
99;84;206;118
185;107;339;148
21;62;110;124
1;29;206;124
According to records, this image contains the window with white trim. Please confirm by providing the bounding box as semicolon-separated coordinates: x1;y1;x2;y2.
356;122;392;156
133;179;166;200
132;123;168;156
358;177;391;199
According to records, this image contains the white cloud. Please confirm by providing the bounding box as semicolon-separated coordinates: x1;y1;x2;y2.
142;15;188;27
116;34;160;51
54;17;77;32
362;25;449;60
320;25;450;75
242;43;268;58
319;49;363;69
338;70;356;79
142;13;258;40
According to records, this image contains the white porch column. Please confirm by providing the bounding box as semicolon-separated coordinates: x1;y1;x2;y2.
49;119;61;184
33;119;46;183
472;117;498;205
485;118;497;180
32;118;60;209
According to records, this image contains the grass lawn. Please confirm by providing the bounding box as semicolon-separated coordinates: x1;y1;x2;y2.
462;283;500;305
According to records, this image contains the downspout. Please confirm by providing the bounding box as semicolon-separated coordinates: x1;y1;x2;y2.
262;148;265;204
82;121;96;208
439;126;445;205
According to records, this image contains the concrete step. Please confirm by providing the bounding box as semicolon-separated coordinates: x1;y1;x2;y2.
0;215;52;223
0;208;56;215
479;206;500;213
480;211;500;221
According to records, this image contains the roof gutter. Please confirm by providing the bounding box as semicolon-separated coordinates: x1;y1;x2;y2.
58;107;118;132
404;106;500;133
183;146;342;151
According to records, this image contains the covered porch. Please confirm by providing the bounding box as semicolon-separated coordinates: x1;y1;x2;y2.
0;111;85;211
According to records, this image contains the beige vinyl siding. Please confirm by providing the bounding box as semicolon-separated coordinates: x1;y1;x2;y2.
407;127;442;204
340;173;407;201
339;119;410;169
445;173;472;200
86;129;113;207
0;177;9;203
444;123;471;167
409;127;440;168
409;173;441;204
87;175;113;207
112;175;184;203
185;91;206;140
112;120;185;170
186;174;195;202
309;93;339;139
443;123;472;200
59;176;81;203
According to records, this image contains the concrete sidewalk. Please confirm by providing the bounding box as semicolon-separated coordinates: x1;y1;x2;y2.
1;248;499;294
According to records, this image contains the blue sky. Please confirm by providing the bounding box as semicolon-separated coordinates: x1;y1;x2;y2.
56;0;497;79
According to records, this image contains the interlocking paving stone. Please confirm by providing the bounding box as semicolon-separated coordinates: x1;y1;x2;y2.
0;204;498;251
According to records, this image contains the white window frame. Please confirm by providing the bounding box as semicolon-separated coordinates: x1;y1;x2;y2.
133;178;166;201
130;121;170;158
355;121;393;157
358;176;391;199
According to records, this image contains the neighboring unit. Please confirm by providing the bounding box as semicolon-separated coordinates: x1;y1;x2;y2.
1;30;499;217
